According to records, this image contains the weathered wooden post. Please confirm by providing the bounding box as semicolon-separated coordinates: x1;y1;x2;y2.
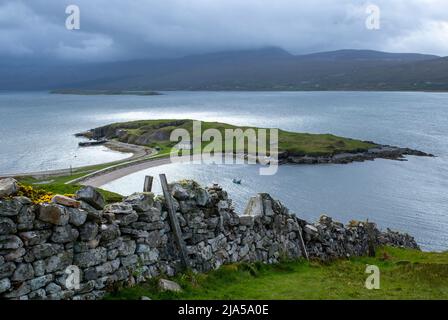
159;174;189;269
297;227;309;261
366;219;376;257
143;175;153;192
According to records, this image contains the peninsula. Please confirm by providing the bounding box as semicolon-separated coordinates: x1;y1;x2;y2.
80;119;433;165
2;119;433;189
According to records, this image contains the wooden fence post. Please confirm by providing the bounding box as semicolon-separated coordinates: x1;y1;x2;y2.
159;174;189;269
143;175;153;192
297;227;309;261
366;220;376;257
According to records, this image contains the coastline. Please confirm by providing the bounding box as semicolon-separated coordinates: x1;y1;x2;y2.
76;156;172;187
0;140;154;180
76;143;434;188
1;140;434;188
104;140;153;158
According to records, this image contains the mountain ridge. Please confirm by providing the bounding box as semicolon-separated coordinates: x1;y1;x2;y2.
2;47;447;91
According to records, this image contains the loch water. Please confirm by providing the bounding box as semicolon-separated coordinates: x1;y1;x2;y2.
1;91;447;250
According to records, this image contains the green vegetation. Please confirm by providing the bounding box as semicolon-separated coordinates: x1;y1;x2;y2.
98;119;376;157
106;247;448;300
17;177;123;204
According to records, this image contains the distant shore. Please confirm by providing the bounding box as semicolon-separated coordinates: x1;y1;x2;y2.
50;89;162;96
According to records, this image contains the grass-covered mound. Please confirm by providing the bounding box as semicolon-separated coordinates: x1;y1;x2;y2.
106;247;448;300
16;178;123;204
91;119;376;157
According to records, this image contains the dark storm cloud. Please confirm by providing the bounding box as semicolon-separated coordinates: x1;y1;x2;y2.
0;0;447;63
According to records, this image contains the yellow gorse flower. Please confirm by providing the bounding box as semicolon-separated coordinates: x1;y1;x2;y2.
16;184;75;204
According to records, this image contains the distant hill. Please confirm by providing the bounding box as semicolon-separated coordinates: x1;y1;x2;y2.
296;49;438;61
1;48;447;91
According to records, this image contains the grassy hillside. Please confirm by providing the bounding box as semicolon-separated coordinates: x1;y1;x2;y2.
107;247;448;300
92;119;376;157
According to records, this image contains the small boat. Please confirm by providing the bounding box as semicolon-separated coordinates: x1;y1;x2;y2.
232;178;242;184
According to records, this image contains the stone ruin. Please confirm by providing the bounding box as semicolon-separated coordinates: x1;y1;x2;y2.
0;178;418;300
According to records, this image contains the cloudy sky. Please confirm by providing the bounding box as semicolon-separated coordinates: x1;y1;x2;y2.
1;0;448;64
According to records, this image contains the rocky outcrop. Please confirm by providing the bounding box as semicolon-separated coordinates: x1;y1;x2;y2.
0;178;419;300
281;145;434;165
85;120;187;142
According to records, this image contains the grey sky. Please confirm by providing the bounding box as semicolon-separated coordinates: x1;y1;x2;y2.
1;0;447;63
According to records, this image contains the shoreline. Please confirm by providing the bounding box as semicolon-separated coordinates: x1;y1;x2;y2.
104;140;153;158
78;144;434;188
0;140;154;180
1;142;434;188
279;145;433;164
76;156;172;187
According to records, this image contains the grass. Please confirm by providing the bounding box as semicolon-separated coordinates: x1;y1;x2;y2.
98;119;376;157
17;177;124;204
106;247;448;300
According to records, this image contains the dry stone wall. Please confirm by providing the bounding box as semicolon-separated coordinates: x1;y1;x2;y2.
0;178;419;300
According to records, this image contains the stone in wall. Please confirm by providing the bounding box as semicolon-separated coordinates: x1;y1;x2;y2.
0;179;18;198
